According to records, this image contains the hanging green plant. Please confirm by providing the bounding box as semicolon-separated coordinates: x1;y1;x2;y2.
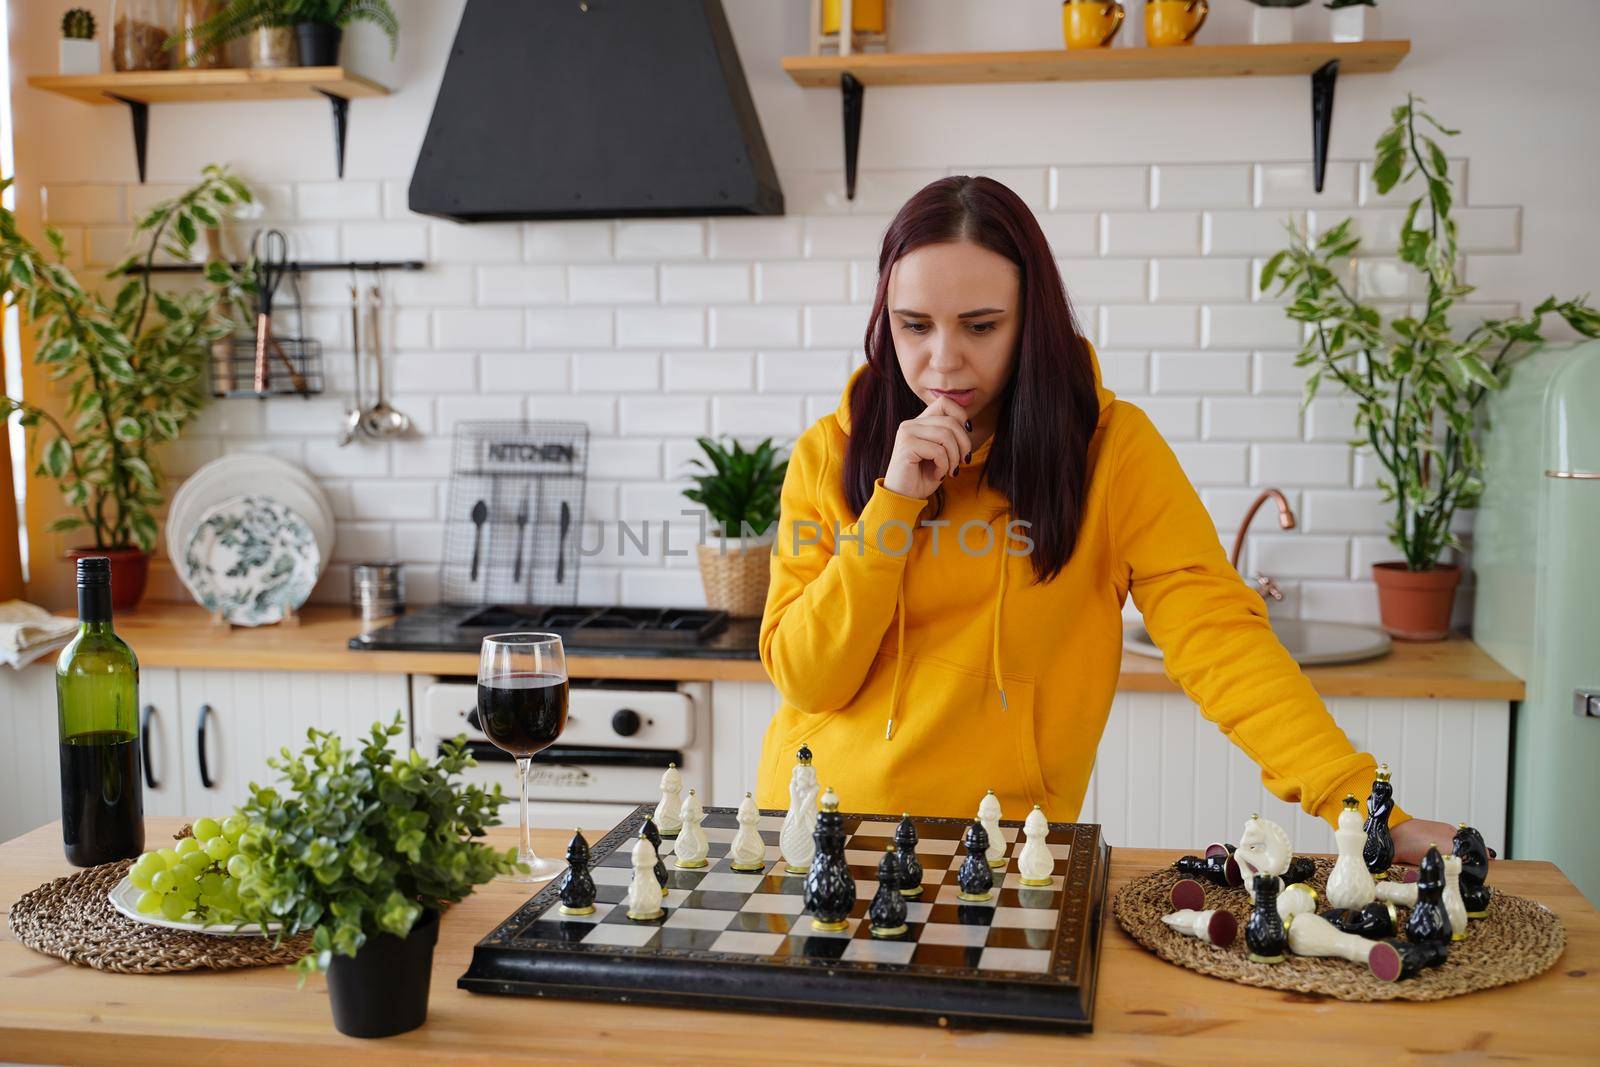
174;0;399;59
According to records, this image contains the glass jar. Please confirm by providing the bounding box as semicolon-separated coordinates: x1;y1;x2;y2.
176;0;225;68
110;0;174;72
249;24;297;68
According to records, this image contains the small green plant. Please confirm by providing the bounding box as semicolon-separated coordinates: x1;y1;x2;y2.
0;165;255;552
682;436;788;539
178;0;400;59
1259;95;1600;571
232;718;521;979
62;8;96;39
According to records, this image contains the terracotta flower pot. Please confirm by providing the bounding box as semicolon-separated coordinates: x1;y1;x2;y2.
65;547;150;613
1371;562;1461;641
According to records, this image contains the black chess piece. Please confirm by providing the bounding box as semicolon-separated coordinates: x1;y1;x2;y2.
1245;874;1288;964
557;829;597;916
1453;823;1492;918
1404;845;1453;946
1281;856;1316;886
1175;852;1243;887
1363;763;1397;879
1320;901;1398;940
641;817;668;889
802;788;855;931
957;820;995;903
893;814;923;898
1368;937;1449;982
868;844;909;938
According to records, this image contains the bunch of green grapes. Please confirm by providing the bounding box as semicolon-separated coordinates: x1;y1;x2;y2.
126;814;254;923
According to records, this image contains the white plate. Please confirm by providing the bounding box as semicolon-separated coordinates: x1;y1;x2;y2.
182;495;322;626
107;875;282;937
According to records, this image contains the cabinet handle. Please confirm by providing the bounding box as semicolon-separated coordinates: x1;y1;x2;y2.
140;704;158;790
197;703;214;789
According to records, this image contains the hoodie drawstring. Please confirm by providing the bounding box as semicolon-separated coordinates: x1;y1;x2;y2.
992;516;1009;711
885;570;907;740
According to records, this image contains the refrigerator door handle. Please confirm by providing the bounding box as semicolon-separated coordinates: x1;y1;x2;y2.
1574;690;1600;719
1545;469;1600;479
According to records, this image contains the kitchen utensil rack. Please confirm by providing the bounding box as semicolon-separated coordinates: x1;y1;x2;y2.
207;260;323;400
442;421;590;606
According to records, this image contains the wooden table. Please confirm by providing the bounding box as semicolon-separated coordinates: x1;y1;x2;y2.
3;819;1591;1064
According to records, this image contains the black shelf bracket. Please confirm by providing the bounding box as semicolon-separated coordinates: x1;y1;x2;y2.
105;93;150;184
841;71;864;201
314;89;352;179
1310;59;1339;194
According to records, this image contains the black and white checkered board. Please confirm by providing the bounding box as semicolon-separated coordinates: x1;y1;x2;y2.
459;805;1111;1031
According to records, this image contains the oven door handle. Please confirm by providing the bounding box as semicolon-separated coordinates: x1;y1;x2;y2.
457;741;684;768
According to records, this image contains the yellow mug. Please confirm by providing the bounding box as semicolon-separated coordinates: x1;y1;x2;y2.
1145;0;1209;46
1062;0;1126;49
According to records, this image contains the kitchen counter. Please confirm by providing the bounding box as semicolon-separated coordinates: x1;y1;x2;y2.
93;602;1525;699
0;817;1592;1064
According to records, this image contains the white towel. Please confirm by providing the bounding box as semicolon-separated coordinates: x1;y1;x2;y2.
0;600;78;670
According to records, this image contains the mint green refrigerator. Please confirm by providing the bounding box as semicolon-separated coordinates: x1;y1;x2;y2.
1474;340;1600;905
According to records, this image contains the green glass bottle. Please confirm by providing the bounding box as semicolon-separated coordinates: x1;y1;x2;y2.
56;556;144;866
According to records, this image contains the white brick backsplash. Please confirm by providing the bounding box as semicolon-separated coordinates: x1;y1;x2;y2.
710;218;804;260
664;351;756;392
1255;162;1358;208
264;397;351;435
393;265;474;306
527;394;617;434
1248;535;1348;579
42;184;123;224
297;181;382;219
713;395;803;437
1297;581;1378;625
1058;259;1147;304
385;395;438;436
1350;535;1399;575
617;308;704;348
390;439;454;478
1253;352;1309;395
663;264;751;304
1137;398;1200;441
390;310;431;351
783;171;852;215
1096;350;1150;394
1051;166;1149;210
1454;207;1521;253
1037;214;1098;257
276;224;340;261
1201;488;1301;534
571;265;657;304
805;216;892;258
1152;258;1250;303
1353;453;1383;490
352;480;438;520
847;169;946;213
1202;397;1301;441
1204;305;1303;348
758;351;850;394
621;569;707;608
1204;210;1305;255
758;261;849;304
331;522;395;563
574;352;662;392
712;306;801;348
589;439;663;480
342;222;427;260
432;221;522;263
1171;443;1248;485
949;167;1049;211
524;221;612;262
85;228;133;267
620;482;695;522
528;308;613;348
1102;304;1199;347
393;522;445;562
393;352;477;393
1103;211;1202;256
438;393;522;431
434;308;524;349
804;305;868;349
1305;397;1359;442
622;396;709;436
1301;490;1389;534
1356;258;1426;300
477;265;566;306
1153;165;1251;209
479;352;572;392
1250;442;1351;486
616;221;704;260
1360;158;1468;208
1152;351;1249;394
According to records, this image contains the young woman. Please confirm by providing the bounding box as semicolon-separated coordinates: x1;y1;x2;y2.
755;176;1456;862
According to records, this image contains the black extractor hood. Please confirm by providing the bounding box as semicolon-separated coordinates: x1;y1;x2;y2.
409;0;784;222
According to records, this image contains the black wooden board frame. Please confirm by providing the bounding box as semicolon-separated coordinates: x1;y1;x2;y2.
458;804;1112;1032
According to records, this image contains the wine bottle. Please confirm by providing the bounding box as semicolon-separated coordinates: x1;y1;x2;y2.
56;556;144;866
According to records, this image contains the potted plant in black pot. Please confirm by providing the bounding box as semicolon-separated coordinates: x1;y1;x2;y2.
178;0;398;69
231;718;521;1038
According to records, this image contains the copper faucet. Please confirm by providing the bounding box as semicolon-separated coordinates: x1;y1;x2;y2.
1229;489;1297;602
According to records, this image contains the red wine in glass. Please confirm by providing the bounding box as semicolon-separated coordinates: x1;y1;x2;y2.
477;672;569;757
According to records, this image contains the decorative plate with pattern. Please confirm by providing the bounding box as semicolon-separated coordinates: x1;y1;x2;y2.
182;495;321;626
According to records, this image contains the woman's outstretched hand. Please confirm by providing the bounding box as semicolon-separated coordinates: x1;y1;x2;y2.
883;396;975;500
1392;817;1494;867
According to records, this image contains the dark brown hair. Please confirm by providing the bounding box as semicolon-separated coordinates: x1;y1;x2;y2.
843;175;1101;584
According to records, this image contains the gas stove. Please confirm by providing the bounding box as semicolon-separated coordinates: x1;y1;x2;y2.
350;603;759;659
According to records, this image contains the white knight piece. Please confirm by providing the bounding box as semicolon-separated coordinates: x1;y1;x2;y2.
625;833;665;921
780;744;821;874
1442;855;1469;940
1326;794;1378;910
653;763;683;836
1016;804;1054;887
728;792;766;872
1235;813;1293;902
674;788;709;869
977;789;1006;869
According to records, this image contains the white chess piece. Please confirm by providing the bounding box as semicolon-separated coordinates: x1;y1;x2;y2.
1276;882;1318;923
674;788;709;869
1326;793;1378;910
625;834;665;921
1285;912;1377;968
1235;813;1293;902
1442;854;1469;941
780;745;820;874
728;792;765;872
1374;880;1419;907
977;789;1006;869
1017;804;1054;887
653;763;683;836
1162;908;1237;947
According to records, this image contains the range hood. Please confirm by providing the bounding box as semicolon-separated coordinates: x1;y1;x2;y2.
409;0;783;222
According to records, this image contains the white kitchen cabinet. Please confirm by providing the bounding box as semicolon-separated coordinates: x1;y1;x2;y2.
136;668;187;819
708;680;783;806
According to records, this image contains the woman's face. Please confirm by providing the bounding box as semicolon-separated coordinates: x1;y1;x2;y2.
886;240;1021;432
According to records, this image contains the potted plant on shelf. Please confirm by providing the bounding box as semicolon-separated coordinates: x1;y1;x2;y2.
1326;0;1377;43
1245;0;1309;45
682;436;787;618
232;719;520;1039
59;8;100;75
0;165;255;610
178;0;399;70
1260;95;1599;639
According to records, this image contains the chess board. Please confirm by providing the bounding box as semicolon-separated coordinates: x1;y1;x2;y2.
459;804;1111;1031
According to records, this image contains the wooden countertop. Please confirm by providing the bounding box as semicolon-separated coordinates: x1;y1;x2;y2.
96;602;1525;700
1;818;1591;1064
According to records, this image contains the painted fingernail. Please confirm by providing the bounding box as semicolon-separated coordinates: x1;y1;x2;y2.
952;466;960;477
964;419;972;431
965;451;972;464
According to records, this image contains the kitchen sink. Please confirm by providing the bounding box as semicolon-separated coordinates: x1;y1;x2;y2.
1123;618;1392;666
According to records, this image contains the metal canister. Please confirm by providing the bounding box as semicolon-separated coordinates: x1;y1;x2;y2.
351;561;405;622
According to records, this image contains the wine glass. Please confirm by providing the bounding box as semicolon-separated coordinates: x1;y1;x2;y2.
477;633;569;882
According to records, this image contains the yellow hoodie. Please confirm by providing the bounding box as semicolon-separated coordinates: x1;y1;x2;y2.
755;342;1409;831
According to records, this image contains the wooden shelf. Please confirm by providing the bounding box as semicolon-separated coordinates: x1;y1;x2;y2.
26;66;388;105
781;40;1410;87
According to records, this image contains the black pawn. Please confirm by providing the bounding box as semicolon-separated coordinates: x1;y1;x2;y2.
1363;764;1397;878
1245;874;1288;964
893;814;923;898
1404;845;1453;946
1453;824;1492;918
1320;901;1398;940
869;845;908;938
1281;856;1316;887
1371;938;1448;981
957;820;994;902
641;817;668;889
557;830;596;915
802;790;855;931
1175;852;1242;887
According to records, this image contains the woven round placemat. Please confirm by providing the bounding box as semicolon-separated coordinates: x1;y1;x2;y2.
1113;858;1566;1002
7;859;311;974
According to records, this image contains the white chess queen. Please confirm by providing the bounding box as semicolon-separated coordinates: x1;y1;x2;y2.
780;745;820;874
